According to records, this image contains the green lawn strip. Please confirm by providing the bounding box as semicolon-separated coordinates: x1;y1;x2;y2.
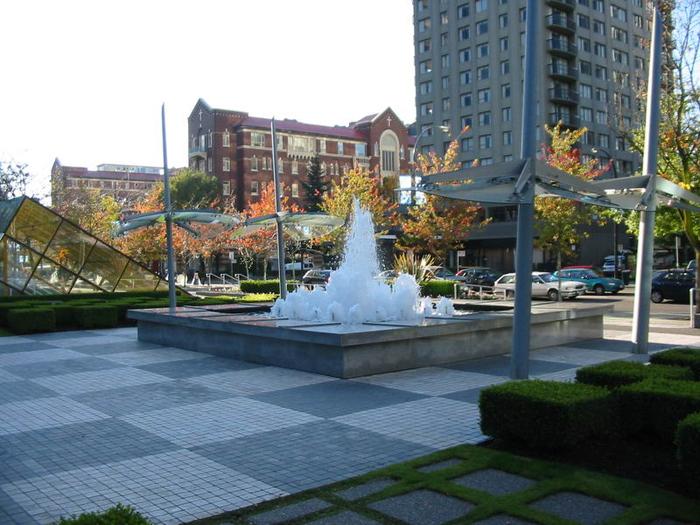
190;445;700;525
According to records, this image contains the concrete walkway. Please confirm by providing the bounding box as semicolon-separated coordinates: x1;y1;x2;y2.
0;318;697;525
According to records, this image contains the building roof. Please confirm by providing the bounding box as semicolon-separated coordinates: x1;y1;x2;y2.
239;116;366;140
61;166;161;182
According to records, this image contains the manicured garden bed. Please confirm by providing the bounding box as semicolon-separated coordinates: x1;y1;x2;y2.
0;291;275;335
480;348;700;499
183;443;700;525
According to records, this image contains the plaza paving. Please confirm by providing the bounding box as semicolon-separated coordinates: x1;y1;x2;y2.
0;320;698;524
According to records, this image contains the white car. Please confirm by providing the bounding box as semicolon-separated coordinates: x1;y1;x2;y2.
494;271;586;300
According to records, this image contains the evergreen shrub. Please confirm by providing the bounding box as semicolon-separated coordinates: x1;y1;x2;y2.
576;361;694;389
73;305;119;329
616;379;700;442
7;308;55;334
480;380;613;450
650;348;700;379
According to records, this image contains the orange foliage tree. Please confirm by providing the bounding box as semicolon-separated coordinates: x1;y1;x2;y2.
399;138;486;263
235;182;300;279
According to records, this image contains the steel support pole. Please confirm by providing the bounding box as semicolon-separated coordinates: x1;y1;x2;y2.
270;119;287;299
161;104;177;312
511;0;539;379
632;6;663;353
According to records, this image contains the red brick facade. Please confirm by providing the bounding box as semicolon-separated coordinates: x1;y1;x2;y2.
188;99;413;210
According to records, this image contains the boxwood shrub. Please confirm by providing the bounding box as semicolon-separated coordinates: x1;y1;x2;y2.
240;280;297;294
73;305;119;329
420;280;455;298
50;304;80;329
650;348;700;379
56;503;151;525
0;301;38;326
7;308;56;334
616;378;700;442
676;411;700;480
576;361;694;389
479;380;613;450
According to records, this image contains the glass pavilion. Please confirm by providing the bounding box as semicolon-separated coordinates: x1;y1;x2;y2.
0;196;167;296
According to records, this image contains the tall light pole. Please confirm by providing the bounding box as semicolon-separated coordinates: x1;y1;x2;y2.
632;4;663;354
511;0;540;380
410;125;449;205
270;119;287;299
161;104;177;312
593;147;620;280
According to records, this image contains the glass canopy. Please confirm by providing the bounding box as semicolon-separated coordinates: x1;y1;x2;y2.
0;197;165;296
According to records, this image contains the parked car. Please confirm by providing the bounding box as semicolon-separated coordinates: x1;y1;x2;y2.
602;254;634;284
456;267;502;287
651;270;695;303
687;259;696;272
554;268;625;295
424;265;467;282
494;272;586;300
301;269;332;285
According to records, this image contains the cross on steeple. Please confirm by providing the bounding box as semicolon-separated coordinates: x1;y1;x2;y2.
386;115;393;127
199;109;203;122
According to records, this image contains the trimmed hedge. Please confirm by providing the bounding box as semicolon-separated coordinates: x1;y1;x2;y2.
0;301;37;326
576;361;694;389
7;308;56;334
420;280;455;298
57;504;152;525
650;348;700;380
617;379;700;442
480;380;613;450
73;305;119;329
676;411;700;480
240;280;297;294
0;290;176;304
50;304;79;328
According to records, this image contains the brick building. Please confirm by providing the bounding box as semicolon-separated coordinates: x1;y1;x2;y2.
51;159;162;207
187;98;414;210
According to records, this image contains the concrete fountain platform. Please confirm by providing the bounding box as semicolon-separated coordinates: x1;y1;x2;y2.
129;302;611;378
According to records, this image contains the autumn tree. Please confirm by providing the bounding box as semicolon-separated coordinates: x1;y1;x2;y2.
535;124;608;285
301;155;327;211
52;181;121;243
236;182;300;279
170;169;221;209
0;161;30;200
626;2;700;261
398;138;485;263
320;166;397;257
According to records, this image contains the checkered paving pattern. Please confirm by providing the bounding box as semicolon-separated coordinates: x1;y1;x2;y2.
0;323;697;524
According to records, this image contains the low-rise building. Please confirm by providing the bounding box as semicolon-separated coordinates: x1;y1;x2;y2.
187;98;414;210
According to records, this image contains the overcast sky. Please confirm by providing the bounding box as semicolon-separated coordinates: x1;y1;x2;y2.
0;0;415;200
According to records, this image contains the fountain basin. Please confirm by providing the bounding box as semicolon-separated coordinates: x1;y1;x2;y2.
129;302;610;378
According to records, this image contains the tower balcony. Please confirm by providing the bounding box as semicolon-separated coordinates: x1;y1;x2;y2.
547;39;577;58
546;14;576;34
546;0;575;11
549;87;579;105
188;146;207;160
548;63;578;81
549;112;580;128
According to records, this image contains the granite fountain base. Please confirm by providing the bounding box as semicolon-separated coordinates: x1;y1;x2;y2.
129;302;610;378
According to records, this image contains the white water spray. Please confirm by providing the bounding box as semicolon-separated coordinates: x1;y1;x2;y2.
271;199;454;324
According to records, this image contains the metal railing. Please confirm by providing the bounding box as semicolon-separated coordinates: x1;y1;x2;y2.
454;283;508;300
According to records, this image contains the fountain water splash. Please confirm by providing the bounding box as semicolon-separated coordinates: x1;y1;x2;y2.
271;199;455;324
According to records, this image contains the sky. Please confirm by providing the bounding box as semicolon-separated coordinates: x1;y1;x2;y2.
0;0;416;201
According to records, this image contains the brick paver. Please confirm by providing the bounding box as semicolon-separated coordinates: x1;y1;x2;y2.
0;320;696;524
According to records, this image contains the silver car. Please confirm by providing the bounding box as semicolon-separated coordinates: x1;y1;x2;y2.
494;271;586;300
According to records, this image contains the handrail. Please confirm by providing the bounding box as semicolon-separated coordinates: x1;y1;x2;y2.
454;282;507;300
690;288;696;328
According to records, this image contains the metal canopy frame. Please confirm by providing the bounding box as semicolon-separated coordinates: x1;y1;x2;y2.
114;210;242;238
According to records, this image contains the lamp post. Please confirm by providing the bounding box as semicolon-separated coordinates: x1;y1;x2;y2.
410;125;450;205
593;147;619;280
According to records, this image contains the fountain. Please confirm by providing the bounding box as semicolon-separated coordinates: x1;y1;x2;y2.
271;199;454;324
130;202;609;378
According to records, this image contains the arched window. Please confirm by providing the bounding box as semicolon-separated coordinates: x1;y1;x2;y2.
380;131;400;173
